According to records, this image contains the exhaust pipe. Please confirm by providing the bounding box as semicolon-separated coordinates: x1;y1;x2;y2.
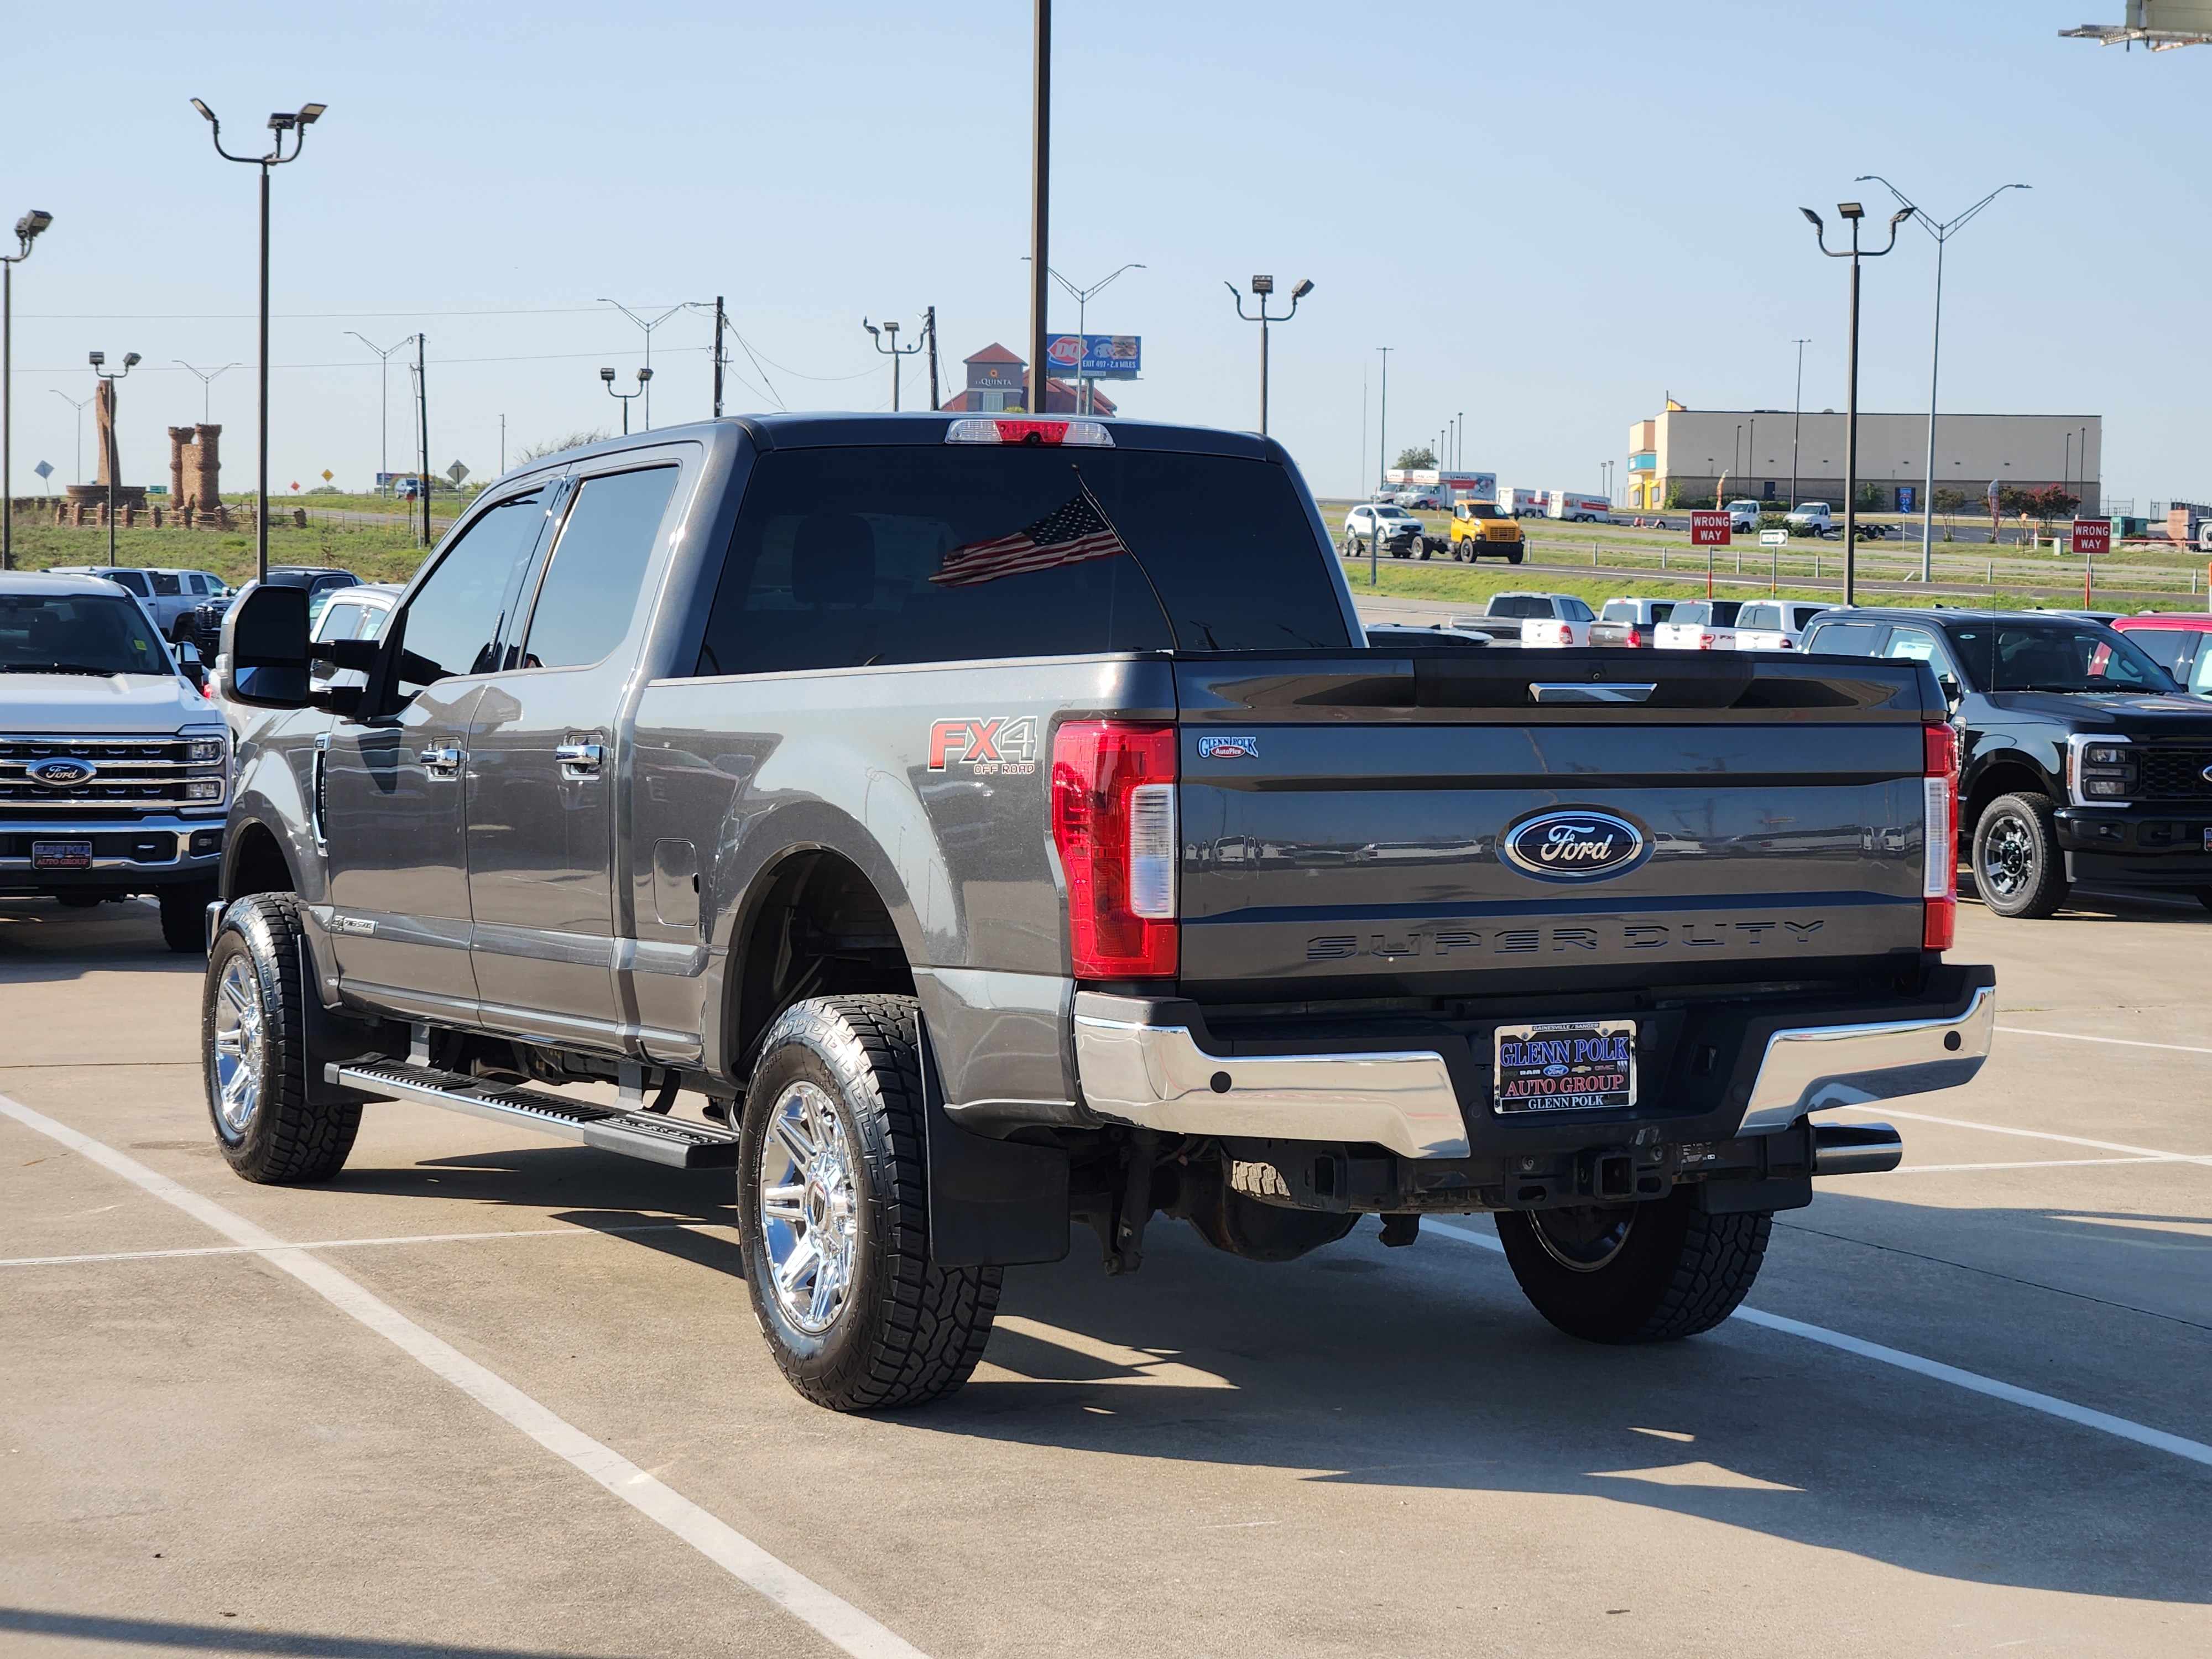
1812;1120;1903;1177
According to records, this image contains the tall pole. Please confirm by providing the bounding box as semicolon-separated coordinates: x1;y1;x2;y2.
257;162;270;581
1027;0;1051;416
712;295;726;419
416;333;430;548
2;259;10;570
925;305;941;411
1790;337;1808;512
1259;312;1269;435
1376;346;1390;492
1844;242;1861;603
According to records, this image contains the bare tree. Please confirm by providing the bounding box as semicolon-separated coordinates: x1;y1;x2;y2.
512;430;610;466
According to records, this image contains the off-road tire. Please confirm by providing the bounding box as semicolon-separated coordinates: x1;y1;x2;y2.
738;995;1002;1412
1495;1188;1771;1343
204;893;362;1183
160;880;216;954
1972;791;2069;919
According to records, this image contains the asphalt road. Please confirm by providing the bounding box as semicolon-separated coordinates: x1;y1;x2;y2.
3;890;2209;1658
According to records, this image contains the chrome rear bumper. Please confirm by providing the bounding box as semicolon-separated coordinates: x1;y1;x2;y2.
1071;982;1995;1159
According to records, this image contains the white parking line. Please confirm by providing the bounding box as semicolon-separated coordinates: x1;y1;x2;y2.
1868;1108;2212;1167
0;1092;928;1659
1869;1156;2185;1176
1997;1024;2212;1057
1423;1218;2212;1472
0;1221;727;1270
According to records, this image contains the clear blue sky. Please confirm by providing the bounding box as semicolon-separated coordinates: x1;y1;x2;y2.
2;1;2201;507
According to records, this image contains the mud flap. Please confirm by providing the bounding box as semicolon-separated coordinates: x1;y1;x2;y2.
920;1022;1070;1267
296;936;400;1109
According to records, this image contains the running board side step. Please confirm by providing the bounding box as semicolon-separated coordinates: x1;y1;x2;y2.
328;1060;743;1169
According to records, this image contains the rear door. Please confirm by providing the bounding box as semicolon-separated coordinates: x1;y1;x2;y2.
464;455;685;1042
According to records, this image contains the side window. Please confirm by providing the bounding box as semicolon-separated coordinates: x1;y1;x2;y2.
149;572;182;596
1648;602;1676;623
110;570;150;597
1882;627;1956;681
514;467;678;671
397;489;547;687
359;603;391;641
314;602;363;644
1739;604;1775;630
1804;621;1881;656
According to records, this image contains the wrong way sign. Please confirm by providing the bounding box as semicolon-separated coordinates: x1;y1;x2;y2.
1690;510;1731;546
2071;518;2111;557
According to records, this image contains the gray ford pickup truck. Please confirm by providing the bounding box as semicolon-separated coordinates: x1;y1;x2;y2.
203;411;1994;1412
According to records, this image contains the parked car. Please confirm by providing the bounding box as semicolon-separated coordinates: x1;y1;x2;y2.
1785;502;1835;538
1724;500;1767;533
1732;601;1833;652
1654;599;1746;650
203;410;1991;1411
0;571;229;949
1802;607;2212;916
2110;613;2212;694
1588;597;1678;649
47;565;231;641
1447;499;1527;564
1342;503;1425;559
306;584;403;696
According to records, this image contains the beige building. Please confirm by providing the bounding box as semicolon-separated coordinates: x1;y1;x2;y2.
1625;406;2101;515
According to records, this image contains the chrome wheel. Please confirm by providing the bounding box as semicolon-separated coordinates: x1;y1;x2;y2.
757;1080;858;1335
1528;1205;1636;1274
210;953;266;1139
1979;811;2034;901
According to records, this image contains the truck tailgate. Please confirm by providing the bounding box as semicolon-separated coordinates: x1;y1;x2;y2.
1174;649;1936;998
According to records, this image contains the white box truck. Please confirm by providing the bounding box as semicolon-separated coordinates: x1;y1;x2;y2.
1499;486;1548;518
1548;491;1613;524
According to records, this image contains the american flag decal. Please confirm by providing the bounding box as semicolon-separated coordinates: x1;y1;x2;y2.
930;489;1128;588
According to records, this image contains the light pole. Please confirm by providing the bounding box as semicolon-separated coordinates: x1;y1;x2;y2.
51;390;91;485
862;319;923;412
1223;275;1314;436
173;360;240;425
3;208;54;570
1790;337;1809;512
601;366;649;435
1044;262;1144;415
1856;176;2030;582
1802;200;1910;606
1372;346;1391;587
596;300;690;430
89;349;140;568
192;97;325;585
346;332;416;500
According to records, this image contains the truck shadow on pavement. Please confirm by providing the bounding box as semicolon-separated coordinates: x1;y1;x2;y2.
0;898;205;984
0;1608;657;1659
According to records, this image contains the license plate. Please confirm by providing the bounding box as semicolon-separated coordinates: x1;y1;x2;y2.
1493;1020;1637;1113
32;839;93;871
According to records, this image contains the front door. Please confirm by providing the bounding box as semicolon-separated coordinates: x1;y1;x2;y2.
466;460;683;1042
321;484;555;1021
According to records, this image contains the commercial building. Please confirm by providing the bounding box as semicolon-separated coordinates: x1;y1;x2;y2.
1625;405;2101;515
940;344;1118;416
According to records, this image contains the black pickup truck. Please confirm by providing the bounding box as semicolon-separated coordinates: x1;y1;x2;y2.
202;413;1993;1412
1801;607;2212;917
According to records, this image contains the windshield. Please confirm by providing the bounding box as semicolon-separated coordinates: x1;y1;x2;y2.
1944;622;2179;695
1373;507;1413;520
1464;503;1501;519
0;592;171;676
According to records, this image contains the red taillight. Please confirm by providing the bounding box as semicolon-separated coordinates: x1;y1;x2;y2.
945;417;1114;448
1626;627;1641;648
1051;721;1178;979
1700;631;1716;649
1923;721;1958;950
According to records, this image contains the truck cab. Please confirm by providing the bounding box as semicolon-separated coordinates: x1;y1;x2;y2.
1448;500;1526;563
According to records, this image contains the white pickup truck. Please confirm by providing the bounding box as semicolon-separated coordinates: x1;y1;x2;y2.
1483;591;1597;646
1653;599;1747;651
1732;600;1833;651
0;571;229;950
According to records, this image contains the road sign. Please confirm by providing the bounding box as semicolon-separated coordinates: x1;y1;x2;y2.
1759;528;1788;547
447;460;469;485
33;461;53;481
321;469;333;483
1690;510;1731;546
1045;334;1142;379
2072;518;2111;557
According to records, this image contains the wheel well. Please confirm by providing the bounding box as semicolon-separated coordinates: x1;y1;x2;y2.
1964;761;2052;836
727;851;912;1084
224;821;294;900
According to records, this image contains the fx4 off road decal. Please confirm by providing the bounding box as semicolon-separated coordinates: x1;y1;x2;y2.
928;716;1039;776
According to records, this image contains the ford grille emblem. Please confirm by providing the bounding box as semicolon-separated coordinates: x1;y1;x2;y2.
2202;765;2212;784
28;758;96;787
1500;808;1648;881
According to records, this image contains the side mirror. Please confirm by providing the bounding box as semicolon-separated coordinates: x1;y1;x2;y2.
1938;674;1961;705
175;639;207;692
220;583;312;708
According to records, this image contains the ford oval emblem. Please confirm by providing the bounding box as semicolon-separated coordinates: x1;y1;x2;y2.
28;758;96;787
1500;808;1648;881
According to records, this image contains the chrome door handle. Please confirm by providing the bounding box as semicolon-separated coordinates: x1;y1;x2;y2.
419;743;463;778
555;740;603;778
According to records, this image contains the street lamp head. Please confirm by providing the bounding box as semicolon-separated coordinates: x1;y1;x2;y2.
1888;207;1913;228
599;367;615;383
15;210;53;243
863;320;880;340
1837;201;1864;220
1251;274;1274;295
190;98;215;123
123;352;140;369
1291;278;1314;300
88;351;103;368
296;103;327;125
268;112;297;132
637;367;653;384
1799;207;1824;231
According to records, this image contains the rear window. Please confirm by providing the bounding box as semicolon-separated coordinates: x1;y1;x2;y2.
693;447;1349;675
1672;603;1710;625
1488;595;1552;619
1803;621;1882;656
1601;601;1636;622
1738;604;1776;630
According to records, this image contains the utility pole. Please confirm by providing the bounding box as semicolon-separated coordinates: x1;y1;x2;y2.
712;295;727;419
1790;338;1809;514
925;306;942;410
1027;0;1051;415
415;333;430;548
89;350;139;568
